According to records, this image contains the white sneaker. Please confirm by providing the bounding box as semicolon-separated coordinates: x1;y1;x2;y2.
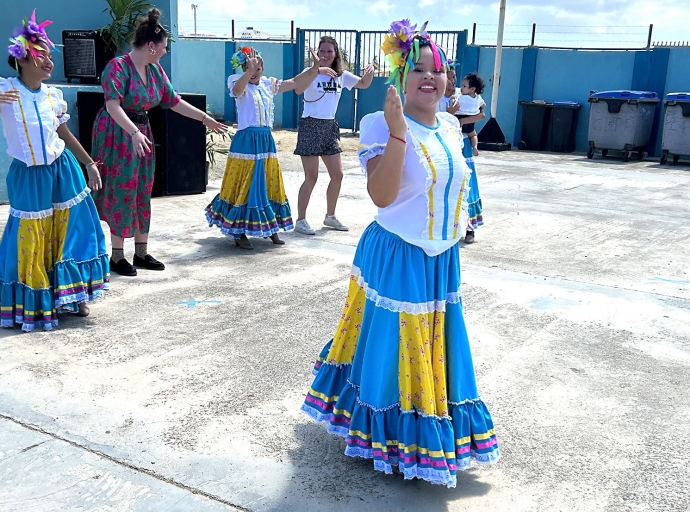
294;219;315;235
323;215;349;231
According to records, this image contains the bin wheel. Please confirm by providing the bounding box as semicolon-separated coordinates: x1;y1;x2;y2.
636;150;644;161
517;140;527;150
623;151;630;162
660;153;668;165
587;147;595;159
601;149;608;157
673;155;680;164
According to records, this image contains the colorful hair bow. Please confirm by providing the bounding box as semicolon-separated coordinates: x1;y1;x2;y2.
7;10;56;67
381;19;448;94
231;46;260;70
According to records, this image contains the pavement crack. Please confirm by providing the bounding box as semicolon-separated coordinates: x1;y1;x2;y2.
0;414;252;512
20;440;48;452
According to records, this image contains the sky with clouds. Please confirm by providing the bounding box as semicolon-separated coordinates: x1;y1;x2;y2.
178;0;689;47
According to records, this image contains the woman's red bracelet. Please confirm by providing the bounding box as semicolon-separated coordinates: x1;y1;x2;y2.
389;134;406;144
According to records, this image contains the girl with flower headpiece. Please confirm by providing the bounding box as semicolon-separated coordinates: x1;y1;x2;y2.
205;47;324;249
301;20;500;487
91;8;228;277
0;11;109;331
292;36;375;236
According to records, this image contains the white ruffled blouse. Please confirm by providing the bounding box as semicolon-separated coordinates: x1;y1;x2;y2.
0;77;70;167
357;111;472;257
227;75;281;130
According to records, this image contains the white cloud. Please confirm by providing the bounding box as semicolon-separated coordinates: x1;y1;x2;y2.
368;0;396;15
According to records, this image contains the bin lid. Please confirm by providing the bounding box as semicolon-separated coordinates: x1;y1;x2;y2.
665;92;690;102
589;90;659;101
553;101;581;108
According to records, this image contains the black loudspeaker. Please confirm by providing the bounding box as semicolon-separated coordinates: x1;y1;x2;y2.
149;93;207;196
77;91;206;197
62;31;114;84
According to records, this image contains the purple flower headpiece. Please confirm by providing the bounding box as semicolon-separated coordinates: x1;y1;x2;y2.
7;10;56;67
381;19;448;94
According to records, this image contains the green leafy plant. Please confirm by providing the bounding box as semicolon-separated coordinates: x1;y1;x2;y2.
99;0;160;54
205;107;230;167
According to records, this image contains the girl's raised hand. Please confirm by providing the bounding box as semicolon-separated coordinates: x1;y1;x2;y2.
246;48;260;74
383;85;406;139
362;64;375;76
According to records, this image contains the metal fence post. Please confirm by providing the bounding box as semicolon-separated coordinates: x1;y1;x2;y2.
531;23;537;46
353;31;362;131
647;24;654;49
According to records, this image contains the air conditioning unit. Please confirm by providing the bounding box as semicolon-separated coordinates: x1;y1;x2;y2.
62;30;114;84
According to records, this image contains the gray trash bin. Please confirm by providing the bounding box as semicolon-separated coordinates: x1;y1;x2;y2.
660;93;690;165
587;90;660;162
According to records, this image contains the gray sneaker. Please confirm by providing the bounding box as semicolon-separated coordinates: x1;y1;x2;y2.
324;215;349;231
294;219;315;235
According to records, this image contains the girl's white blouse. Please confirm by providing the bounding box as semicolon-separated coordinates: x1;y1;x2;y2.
0;77;70;167
227;74;281;130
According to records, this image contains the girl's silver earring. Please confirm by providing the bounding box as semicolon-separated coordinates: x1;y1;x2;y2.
150;49;156;55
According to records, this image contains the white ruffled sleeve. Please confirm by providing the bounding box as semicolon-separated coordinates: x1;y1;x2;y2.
0;77;10;93
49;87;70;125
227;73;245;98
357;111;392;174
261;76;282;95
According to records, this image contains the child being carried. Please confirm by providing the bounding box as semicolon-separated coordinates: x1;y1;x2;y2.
456;72;486;157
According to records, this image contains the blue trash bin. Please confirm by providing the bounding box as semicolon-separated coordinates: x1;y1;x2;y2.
587;90;660;161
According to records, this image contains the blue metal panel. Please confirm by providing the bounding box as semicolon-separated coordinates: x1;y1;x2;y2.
355;78;388;129
282;43;297;128
461;45;481;78
632;48;670;156
224;41;237;124
514;46;538;145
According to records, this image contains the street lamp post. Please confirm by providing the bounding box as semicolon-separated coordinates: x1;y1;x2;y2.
477;0;512;151
191;4;198;36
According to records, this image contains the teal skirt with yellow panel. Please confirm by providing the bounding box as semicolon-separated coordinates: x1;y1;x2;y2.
302;221;500;487
0;149;109;332
206;126;292;238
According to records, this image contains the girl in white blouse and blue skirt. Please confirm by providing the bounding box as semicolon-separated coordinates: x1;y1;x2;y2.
0;12;108;331
206;47;323;249
301;21;500;487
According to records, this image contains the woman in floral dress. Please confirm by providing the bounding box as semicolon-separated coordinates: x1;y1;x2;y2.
92;8;227;276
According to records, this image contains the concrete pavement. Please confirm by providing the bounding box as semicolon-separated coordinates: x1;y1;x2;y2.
0;141;689;511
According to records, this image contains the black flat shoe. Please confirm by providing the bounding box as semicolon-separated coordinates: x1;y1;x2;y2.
464;230;475;244
133;253;166;271
111;258;137;276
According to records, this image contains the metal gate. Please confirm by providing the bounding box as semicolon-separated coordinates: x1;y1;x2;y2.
296;28;468;130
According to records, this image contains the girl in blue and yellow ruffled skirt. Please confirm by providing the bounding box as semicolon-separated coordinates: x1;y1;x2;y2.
0;12;108;331
301;21;500;487
206;47;322;249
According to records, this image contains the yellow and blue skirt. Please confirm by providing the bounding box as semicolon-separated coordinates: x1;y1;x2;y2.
0;150;109;332
463;135;483;230
302;222;500;487
206;126;292;238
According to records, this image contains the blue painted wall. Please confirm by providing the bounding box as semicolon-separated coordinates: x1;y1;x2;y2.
532;49;637;152
477;47;523;141
176;39;227;116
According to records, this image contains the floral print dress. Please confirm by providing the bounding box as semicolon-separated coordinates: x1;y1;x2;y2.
91;54;180;238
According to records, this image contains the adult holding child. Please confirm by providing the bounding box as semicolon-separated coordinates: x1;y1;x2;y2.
91;8;227;276
293;36;375;235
